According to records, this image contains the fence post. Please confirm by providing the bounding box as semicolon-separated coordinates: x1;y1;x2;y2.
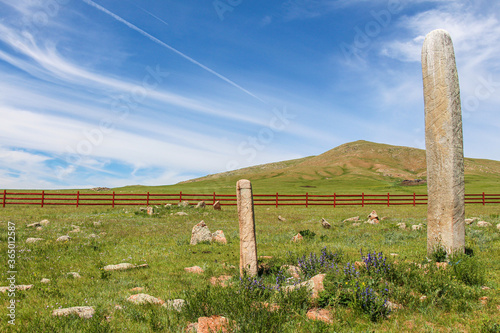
483;192;485;206
275;192;278;208
306;192;308;208
333;192;336;208
41;190;45;208
413;192;416;207
112;191;115;208
76;191;80;208
147;192;150;206
179;191;182;203
361;192;364;208
213;192;216;205
2;190;6;208
387;192;390;207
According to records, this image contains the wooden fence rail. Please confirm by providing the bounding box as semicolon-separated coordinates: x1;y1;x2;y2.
1;190;499;208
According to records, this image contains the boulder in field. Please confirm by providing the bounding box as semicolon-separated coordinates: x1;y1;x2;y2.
53;306;95;319
178;201;189;208
185;266;204;274
278;215;286;222
163;299;186;312
412;224;423;231
307;308;333;324
212;230;227;244
195;201;206;209
320;218;331;229
56;235;71;242
213;201;221;210
477;221;492;227
103;263;149;271
175;212;188;216
190;221;212;245
26;237;43;243
127;293;164;305
292;233;303;242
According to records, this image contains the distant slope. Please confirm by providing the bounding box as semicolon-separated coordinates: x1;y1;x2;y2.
171;140;500;194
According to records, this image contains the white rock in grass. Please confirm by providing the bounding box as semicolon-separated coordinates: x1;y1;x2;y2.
412;224;423;231
26;237;44;243
396;223;406;230
53;306;94;319
41;278;50;284
343;216;359;222
190;221;212;245
175;212;189;216
320;218;331;229
103;263;148;271
163;299;186;312
39;219;50;226
127;293;164;305
477;221;492;227
27;222;41;228
67;272;81;279
278;215;286;222
56;235;71;242
93;221;102;226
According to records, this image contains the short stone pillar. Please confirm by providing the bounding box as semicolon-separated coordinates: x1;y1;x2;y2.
421;29;465;255
236;179;258;276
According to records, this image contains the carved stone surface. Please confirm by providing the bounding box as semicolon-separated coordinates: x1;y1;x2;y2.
422;29;465;255
237;179;258;277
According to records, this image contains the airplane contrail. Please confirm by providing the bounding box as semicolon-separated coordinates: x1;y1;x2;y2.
81;0;266;103
123;0;170;26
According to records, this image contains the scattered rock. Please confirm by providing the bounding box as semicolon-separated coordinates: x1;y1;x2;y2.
27;222;41;228
185;266;204;274
343;216;359;222
212;230;227;244
56;235;71;242
164;204;172;208
26;237;43;243
114;304;123;310
195;201;206;209
191;315;230;333
352;222;361;227
292;233;303;242
307;308;333;324
69;227;81;233
479;296;488;305
53;306;95;319
477;221;492;227
320;218;331;229
178;201;189;208
93;221;102;226
67;272;81;279
412;224;423;231
209;275;232;287
190;221;213;245
127;293;164;305
278;215;286;222
465;218;475;225
390;253;399;257
222;263;237;269
386;301;403;311
354;261;365;269
367;210;379;224
260;302;280;312
0;287;9;293
280;265;301;279
163;299;186;312
481;286;490;291
103;263;149;271
36;226;43;231
87;234;99;239
420;295;427;301
40;219;50;226
41;278;50;284
0;285;33;293
213;201;221;210
397;223;406;230
147;207;153;215
284;274;325;299
435;262;448;270
175;212;188;216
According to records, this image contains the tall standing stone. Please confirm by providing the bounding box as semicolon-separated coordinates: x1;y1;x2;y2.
236;179;258;276
422;29;465;255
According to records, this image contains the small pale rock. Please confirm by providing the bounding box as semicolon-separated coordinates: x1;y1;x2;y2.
0;287;10;293
285;273;325;299
307;308;333;324
397;223;406;230
477;221;492;227
197;315;230;333
114;304;123;310
56;235;71;242
41;278;50;284
436;262;448;269
195;201;206;209
209;275;232;287
368;210;379;222
67;272;81;279
278;215;286;222
69;227;81;233
213;201;221;210
178;201;190;208
480;296;488;305
212;230;227;244
412;224;423;231
27;222;41;228
420;295;427;301
16;285;33;291
127;293;164;305
185;266;204;274
481;286;490;291
104;263;148;271
281;265;301;279
40;219;50;226
320;218;331;229
93;221;102;226
352;222;361;226
36;226;43;231
390;253;399;256
87;234;99;238
386;301;403;311
365;219;379;225
465;218;474;225
292;233;303;242
190;220;212;245
26;237;43;243
147;207;153;215
163;299;186;312
53;306;95;319
164;204;172;208
343;216;359;222
175;212;188;216
354;261;365;269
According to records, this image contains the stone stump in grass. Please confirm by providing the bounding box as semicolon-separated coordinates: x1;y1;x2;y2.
422;29;465;255
236;179;258;277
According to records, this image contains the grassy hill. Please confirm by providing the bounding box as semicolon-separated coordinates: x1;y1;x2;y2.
116;140;500;195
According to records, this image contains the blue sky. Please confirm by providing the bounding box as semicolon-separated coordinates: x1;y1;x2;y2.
0;0;499;189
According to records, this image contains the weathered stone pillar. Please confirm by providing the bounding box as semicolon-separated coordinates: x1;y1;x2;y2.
236;179;258;276
422;29;465;255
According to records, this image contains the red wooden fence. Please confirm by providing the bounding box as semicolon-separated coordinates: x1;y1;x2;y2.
1;190;499;208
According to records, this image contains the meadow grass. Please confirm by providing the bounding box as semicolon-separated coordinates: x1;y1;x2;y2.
0;203;499;332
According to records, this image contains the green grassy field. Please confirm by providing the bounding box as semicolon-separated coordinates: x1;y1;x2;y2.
1;202;499;332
